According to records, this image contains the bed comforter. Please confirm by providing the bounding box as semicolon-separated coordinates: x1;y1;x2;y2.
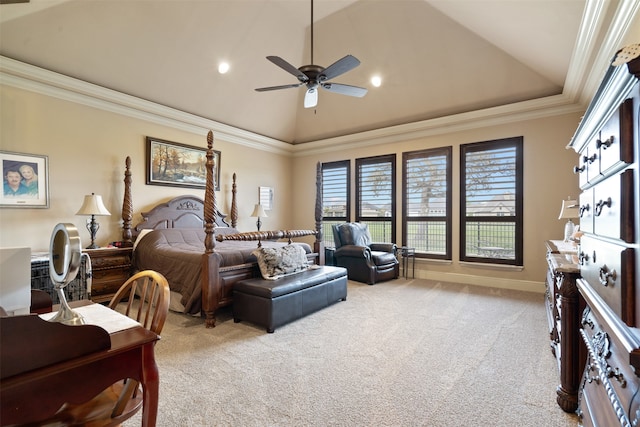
133;228;312;314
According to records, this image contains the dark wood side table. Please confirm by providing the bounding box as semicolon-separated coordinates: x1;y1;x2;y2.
84;247;133;303
545;240;584;413
400;247;415;279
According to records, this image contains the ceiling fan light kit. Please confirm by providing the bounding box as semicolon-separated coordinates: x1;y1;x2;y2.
255;0;367;108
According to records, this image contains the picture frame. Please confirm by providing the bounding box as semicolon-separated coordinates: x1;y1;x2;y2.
0;151;49;208
146;137;220;190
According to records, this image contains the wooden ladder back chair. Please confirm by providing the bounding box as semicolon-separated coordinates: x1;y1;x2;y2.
109;270;170;335
38;270;170;427
107;270;170;420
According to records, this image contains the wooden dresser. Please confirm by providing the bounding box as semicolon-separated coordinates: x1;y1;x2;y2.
568;55;639;426
84;247;133;303
545;240;583;412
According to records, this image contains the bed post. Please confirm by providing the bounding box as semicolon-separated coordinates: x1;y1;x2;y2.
122;156;133;246
202;130;222;328
230;172;238;229
203;131;216;255
314;162;325;265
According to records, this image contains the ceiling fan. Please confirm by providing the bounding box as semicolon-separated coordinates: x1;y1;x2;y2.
255;0;367;109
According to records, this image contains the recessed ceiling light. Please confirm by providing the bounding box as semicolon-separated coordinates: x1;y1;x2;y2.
218;62;230;74
371;75;382;87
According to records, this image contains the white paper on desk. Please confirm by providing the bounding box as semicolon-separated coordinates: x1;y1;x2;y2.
40;304;141;334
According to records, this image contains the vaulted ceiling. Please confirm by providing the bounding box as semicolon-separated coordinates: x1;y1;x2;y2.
0;0;637;144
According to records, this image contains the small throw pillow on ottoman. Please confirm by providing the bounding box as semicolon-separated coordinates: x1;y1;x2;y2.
253;245;310;280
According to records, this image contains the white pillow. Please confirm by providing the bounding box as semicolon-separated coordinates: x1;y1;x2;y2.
133;229;153;252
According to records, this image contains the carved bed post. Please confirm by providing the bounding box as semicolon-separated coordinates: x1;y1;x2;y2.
203;131;216;254
314;162;325;265
202;130;221;328
230;173;238;229
122;156;133;246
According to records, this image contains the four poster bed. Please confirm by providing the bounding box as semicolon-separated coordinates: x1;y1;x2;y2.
121;131;324;327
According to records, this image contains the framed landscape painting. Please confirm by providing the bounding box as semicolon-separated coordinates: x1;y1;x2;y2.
146;137;220;190
0;151;49;208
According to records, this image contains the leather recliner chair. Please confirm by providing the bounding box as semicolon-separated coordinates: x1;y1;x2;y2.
332;222;399;285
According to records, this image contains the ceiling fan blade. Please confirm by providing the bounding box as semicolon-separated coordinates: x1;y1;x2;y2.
304;88;318;108
320;55;361;81
266;56;308;82
255;83;303;92
321;82;368;98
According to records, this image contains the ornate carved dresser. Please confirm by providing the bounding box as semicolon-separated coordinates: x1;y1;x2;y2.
545;240;583;413
568;53;639;426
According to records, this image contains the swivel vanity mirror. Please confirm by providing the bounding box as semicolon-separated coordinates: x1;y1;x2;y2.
48;223;85;325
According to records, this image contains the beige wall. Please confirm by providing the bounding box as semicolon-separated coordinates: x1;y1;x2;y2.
291;112;582;290
1;81;582;292
0;85;292;252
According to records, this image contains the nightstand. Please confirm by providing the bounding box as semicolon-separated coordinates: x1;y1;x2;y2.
84;247;133;303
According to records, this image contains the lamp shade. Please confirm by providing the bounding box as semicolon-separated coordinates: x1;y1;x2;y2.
250;204;267;218
558;199;579;220
76;193;111;216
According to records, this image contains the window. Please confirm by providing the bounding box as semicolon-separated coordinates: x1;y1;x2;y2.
356;154;396;243
402;147;452;259
460;137;523;265
321;160;350;248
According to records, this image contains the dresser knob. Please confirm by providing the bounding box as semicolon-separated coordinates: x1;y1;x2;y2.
595;198;612;216
580;204;590;217
599;265;616;287
596;136;614;150
582;316;594;330
579;251;589;265
606;366;626;387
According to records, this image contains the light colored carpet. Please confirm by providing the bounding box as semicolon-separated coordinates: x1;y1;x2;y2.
126;278;579;427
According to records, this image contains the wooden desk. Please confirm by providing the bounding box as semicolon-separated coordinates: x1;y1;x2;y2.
1;304;160;426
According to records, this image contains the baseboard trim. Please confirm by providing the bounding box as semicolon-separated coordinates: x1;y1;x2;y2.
415;270;545;294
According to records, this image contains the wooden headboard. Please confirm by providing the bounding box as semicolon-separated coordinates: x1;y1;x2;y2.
133;195;231;236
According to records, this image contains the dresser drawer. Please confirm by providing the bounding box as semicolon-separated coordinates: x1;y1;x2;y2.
581;309;638;410
90;270;130;294
579;236;636;325
599;95;634;178
579;189;594;234
579;381;621;427
574;145;592;189
91;254;131;270
593;169;635;242
578;284;640;426
576;143;599;189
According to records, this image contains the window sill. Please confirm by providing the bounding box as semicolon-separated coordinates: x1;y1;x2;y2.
460;261;524;272
416;258;452;266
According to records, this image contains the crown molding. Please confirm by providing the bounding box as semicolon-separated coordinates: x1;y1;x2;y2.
575;0;640;107
1;55;585;158
0;56;294;156
290;94;586;157
2;0;636;162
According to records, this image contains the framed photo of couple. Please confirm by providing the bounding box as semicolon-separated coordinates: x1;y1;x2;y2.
0;151;49;208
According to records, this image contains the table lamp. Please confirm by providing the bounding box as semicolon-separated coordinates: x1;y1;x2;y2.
76;193;111;249
558;198;579;242
251;203;267;232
